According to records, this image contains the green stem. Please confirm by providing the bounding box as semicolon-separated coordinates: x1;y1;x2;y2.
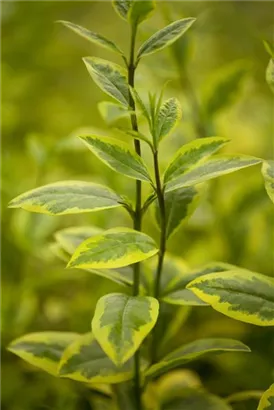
151;150;166;363
128;23;142;410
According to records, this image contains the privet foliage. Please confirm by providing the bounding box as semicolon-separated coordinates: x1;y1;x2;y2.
8;1;273;409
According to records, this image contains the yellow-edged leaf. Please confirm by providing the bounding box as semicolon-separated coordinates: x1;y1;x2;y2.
67;227;158;270
92;293;159;365
8;181;122;215
258;384;274;410
262;160;274;203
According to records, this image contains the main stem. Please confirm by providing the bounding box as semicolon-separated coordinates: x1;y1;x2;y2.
151;150;166;363
128;23;142;410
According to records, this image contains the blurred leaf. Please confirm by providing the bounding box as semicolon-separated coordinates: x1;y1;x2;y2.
92;293;159;365
98;101;130;124
55;226;103;255
161;389;233;410
263;40;274;58
137;18;196;59
257;383;274;410
80;135;152;182
59;333;143;383
188;270;274;326
59;20;124;55
165;155;262;193
261;160;274;203
112;0;132;20
202;61;249;118
163;137;229;186
8;332;80;376
83;57;129;106
266;58;274;93
68;227;158;269
146;338;250;379
155;185;201;239
9;181;123;215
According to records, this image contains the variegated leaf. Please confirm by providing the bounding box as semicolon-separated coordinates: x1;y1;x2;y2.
187;270;274;326
162;262;238;307
54;226;133;287
258;384;274;410
59;332;146;383
80;135;151;182
112;0;132;20
128;0;155;26
8;332;79;376
146;338;250;380
262;160;274;203
165;155;262;193
58;21;123;55
92;293;159;365
137;18;196;59
98;101;130;124
163;137;229;185
9;181;122;215
266;58;274;93
155;97;181;145
155;186;201;239
68;227;158;270
83;57;129;106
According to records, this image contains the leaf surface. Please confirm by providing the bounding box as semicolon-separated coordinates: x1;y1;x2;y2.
92;293;159;365
155;97;181;145
164;136;229;185
137;18;196;59
8;332;79;376
128;0;155;26
146;338;250;379
83;57;129;106
262;160;274;203
155;186;201;239
165;155;262;193
9;181;122;215
68;227;158;269
59;332;146;383
59;20;123;55
112;0;132;20
187;270;274;326
266;58;274;93
80;135;151;182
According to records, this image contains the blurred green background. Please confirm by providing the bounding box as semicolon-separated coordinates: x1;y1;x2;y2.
1;1;274;409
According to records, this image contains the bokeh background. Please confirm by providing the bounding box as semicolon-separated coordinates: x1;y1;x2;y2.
1;1;274;409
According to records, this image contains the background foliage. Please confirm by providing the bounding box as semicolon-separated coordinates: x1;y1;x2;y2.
2;1;273;409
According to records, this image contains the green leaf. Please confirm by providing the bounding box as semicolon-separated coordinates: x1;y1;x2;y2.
137;18;196;59
187;270;274;326
112;0;132;20
54;226;133;287
68;227;158;270
8;332;79;376
202;61;249;118
263;40;274;58
49;242;70;262
165;155;262;193
266;59;274;93
129;87;151;127
59;332;146;383
161;388;233;410
8;181;123;215
154;97;181;145
80;135;151;182
162;262;239;307
92;293;159;365
163;137;229;186
257;384;274;410
146;338;250;380
128;1;155;26
155;186;201;239
117;129;153;150
83;57;129;106
98;101;130;124
262;160;274;203
58;20;124;55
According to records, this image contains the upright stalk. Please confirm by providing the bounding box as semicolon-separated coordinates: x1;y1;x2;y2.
127;23;142;410
151;150;167;364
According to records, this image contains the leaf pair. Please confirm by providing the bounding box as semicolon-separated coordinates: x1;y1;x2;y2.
164;136;262;192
